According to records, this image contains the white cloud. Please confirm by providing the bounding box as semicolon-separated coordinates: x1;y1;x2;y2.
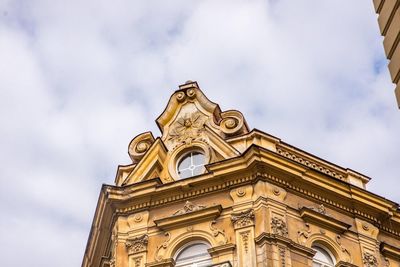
0;0;398;265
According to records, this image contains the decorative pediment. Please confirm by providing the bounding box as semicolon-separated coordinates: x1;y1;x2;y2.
300;206;351;234
154;202;222;231
117;81;249;185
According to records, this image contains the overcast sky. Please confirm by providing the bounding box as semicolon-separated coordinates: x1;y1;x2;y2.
0;0;399;266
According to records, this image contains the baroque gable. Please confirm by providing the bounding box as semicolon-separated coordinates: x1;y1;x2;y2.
116;81;249;185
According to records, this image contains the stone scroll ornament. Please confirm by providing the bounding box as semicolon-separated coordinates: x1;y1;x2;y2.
271;216;288;237
128;132;155;163
231;209;255;229
219;110;246;136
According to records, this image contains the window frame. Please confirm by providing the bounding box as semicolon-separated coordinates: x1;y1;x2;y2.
174;240;212;267
176;150;206;180
312;244;336;267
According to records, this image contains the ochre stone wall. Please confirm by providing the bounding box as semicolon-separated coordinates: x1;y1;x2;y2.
104;180;399;267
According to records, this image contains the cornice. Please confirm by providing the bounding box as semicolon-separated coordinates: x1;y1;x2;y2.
107;146;399;228
226;128;371;187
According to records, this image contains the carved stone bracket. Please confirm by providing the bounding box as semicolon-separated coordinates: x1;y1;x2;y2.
231;209;255;229
125;234;148;255
271;216;288;237
363;252;378;267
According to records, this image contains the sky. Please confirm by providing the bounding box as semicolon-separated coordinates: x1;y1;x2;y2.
0;0;399;266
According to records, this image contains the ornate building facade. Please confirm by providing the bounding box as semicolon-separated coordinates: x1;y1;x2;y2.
82;81;400;267
373;0;400;107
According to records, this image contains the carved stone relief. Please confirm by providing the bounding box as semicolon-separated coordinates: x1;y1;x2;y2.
301;203;328;216
297;223;311;244
132;256;142;267
271;216;288;237
155;232;171;262
173;201;206;216
210;220;228;245
335;235;352;263
279;246;286;267
231;209;255;229
240;230;251;254
230;185;253;204
125;234;148;254
167;111;207;148
363;252;378;267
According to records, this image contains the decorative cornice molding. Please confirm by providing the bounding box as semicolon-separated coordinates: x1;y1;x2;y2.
110;169;399;237
276;145;346;181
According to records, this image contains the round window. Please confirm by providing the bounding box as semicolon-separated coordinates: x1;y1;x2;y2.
177;151;206;179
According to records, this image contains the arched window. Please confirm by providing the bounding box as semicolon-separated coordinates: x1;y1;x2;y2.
174;241;212;267
312;245;335;267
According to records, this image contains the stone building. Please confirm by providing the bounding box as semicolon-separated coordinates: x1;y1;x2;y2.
373;0;400;107
82;81;400;267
